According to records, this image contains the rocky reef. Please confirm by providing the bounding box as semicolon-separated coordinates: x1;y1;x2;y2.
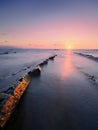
0;55;57;128
74;52;98;62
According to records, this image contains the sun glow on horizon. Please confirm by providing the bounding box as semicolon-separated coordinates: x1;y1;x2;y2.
66;45;72;50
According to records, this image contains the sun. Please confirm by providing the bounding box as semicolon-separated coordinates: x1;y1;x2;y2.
67;45;72;50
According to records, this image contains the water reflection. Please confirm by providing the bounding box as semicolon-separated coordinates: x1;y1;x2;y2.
60;50;73;80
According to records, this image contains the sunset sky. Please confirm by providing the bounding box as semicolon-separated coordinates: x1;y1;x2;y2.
0;0;98;49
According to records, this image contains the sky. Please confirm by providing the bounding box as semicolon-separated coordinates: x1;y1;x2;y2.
0;0;98;49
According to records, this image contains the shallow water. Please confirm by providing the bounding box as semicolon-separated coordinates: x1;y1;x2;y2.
0;48;56;89
4;49;98;130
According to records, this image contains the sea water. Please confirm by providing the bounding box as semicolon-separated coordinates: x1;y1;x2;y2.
0;47;98;90
0;47;56;89
4;48;98;130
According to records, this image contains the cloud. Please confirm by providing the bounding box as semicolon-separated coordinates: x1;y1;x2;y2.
0;33;7;36
0;40;8;45
4;40;8;43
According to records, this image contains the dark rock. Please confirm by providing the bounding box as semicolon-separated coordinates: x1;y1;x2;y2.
27;66;30;68
43;60;48;65
38;55;57;67
49;55;57;60
49;56;54;59
88;75;96;82
91;76;96;81
0;93;10;105
0;97;4;103
75;52;98;62
23;68;27;71
4;52;9;54
39;62;45;67
28;66;41;77
32;67;41;76
3;87;14;95
28;71;32;76
12;73;16;76
19;78;23;82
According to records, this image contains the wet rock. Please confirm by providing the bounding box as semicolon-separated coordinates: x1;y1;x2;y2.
32;67;41;76
28;71;32;76
43;60;48;65
38;55;57;67
89;75;96;81
3;87;14;95
32;69;40;76
4;52;9;54
27;66;30;68
23;68;27;71
39;62;45;67
12;73;16;76
49;55;57;60
0;52;8;55
0;93;10;107
75;52;98;62
18;78;23;82
0;97;4;103
28;66;41;77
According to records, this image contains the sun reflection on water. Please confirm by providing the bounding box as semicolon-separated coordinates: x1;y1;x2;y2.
60;50;73;80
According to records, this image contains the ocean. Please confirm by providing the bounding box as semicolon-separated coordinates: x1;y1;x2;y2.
0;48;56;90
1;47;98;130
0;48;98;90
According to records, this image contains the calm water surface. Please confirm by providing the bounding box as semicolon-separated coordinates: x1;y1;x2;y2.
4;50;98;130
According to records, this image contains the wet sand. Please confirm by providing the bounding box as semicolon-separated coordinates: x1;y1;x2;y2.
4;51;98;130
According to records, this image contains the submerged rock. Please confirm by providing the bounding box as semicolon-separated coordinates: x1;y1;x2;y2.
75;52;98;62
88;75;96;81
